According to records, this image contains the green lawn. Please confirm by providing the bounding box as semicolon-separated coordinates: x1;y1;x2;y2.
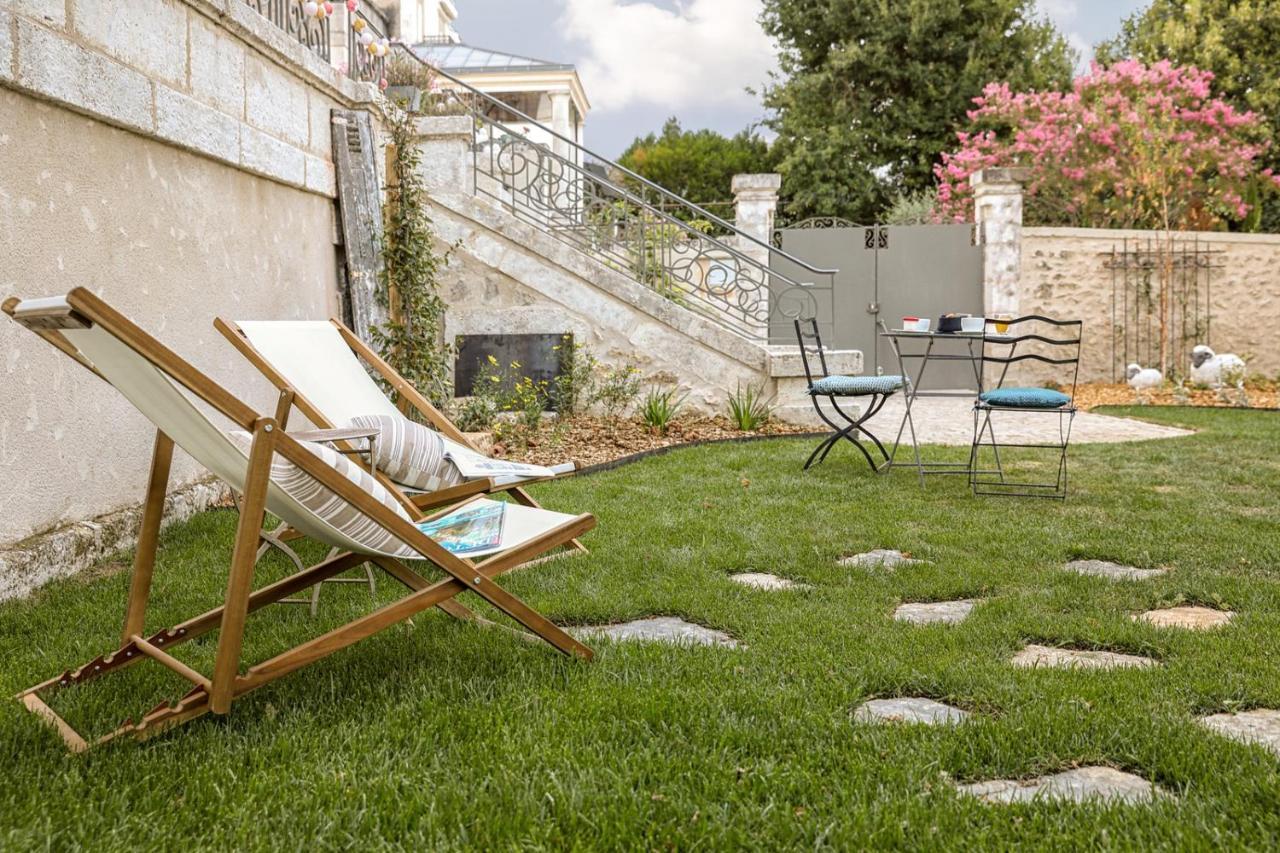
2;406;1279;849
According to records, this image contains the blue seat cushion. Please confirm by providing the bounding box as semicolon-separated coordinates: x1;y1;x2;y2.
979;387;1072;408
809;374;906;396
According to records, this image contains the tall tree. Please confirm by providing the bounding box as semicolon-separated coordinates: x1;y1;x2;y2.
761;0;1075;224
1096;0;1280;231
617;118;776;211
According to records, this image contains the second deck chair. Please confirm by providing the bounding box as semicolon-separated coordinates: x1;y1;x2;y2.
4;289;595;751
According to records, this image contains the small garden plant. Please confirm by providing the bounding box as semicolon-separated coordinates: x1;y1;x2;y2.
638;386;687;435
726;381;775;431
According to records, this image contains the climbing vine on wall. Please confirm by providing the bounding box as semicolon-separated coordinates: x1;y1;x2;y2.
372;108;455;410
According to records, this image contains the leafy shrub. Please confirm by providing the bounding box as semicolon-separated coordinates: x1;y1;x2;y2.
594;363;643;420
725;382;774;431
552;335;598;416
639;387;687;435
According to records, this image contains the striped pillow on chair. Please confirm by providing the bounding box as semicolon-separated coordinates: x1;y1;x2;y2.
346;413;464;492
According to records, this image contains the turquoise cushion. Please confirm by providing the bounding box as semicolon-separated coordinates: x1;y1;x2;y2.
979;387;1071;408
809;375;906;396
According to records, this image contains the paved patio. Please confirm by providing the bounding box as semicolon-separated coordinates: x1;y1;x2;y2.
861;395;1194;446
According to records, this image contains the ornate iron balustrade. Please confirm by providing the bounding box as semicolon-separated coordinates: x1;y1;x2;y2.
241;0;330;60
399;49;834;341
347;8;388;84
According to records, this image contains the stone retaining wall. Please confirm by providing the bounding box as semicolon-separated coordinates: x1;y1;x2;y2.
0;0;380;585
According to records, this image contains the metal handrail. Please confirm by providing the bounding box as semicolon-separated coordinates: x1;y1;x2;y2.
397;46;836;278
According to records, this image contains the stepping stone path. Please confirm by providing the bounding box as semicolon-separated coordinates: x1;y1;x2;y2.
1199;709;1280;758
1135;605;1234;630
1065;559;1168;581
570;617;740;649
1011;644;1158;670
839;549;926;570
956;766;1169;805
729;572;810;591
853;697;969;725
893;599;978;625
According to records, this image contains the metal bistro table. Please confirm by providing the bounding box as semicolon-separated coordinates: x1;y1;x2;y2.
877;321;988;485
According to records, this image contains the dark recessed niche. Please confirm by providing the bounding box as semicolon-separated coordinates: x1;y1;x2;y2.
454;333;568;410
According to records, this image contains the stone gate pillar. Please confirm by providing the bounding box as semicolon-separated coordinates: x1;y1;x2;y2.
411;114;474;197
971;167;1029;317
732;173;781;340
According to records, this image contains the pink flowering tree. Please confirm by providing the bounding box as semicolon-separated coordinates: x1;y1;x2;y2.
935;60;1280;229
935;60;1280;372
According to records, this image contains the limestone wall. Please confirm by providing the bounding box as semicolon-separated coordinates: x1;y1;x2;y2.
1017;228;1280;384
0;1;378;563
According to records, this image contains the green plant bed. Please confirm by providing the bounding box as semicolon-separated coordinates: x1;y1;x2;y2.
1;407;1279;848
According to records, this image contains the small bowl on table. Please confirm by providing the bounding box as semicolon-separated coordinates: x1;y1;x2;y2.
960;316;986;333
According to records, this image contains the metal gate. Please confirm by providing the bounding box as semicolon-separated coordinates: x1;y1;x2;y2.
770;220;983;388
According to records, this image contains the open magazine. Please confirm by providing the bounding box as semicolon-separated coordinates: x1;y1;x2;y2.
415;500;506;556
445;444;558;484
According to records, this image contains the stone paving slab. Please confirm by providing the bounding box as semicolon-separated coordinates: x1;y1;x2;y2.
839;549;927;570
862;396;1193;446
893;599;979;625
1011;644;1158;670
1065;559;1169;581
729;572;810;591
853;697;969;725
570;617;741;649
1135;605;1234;630
957;766;1169;804
1199;709;1280;758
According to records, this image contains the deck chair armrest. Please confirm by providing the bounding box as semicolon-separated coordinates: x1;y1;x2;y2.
287;427;380;444
409;478;495;511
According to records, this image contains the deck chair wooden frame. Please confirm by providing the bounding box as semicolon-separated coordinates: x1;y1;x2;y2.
213;316;589;555
4;289;595;752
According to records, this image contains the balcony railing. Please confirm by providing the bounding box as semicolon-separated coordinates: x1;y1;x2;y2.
394;47;835;342
347;8;388;84
241;0;330;60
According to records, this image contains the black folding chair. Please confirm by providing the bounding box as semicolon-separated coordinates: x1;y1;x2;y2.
968;315;1082;499
795;318;906;471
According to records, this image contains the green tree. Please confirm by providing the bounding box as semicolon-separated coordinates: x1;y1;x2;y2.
617;118;776;212
761;0;1075;224
1096;0;1280;231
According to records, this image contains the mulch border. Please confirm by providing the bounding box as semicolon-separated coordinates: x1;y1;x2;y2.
569;431;826;477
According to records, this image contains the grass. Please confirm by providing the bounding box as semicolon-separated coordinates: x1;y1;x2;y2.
1;406;1279;849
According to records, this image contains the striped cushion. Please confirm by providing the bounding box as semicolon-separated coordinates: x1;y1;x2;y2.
228;431;415;555
347;413;464;492
809;374;906;396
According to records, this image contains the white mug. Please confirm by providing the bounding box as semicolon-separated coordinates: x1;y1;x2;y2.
915;318;931;332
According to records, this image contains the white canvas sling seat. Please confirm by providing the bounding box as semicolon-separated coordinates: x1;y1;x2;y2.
3;289;595;752
224;319;575;494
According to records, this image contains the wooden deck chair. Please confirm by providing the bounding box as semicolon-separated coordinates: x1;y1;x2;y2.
213;318;589;567
4;289;595;752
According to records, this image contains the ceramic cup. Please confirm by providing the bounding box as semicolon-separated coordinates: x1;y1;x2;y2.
915;318;932;332
960;316;985;333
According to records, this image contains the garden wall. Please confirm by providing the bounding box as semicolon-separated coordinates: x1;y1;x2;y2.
0;0;381;596
1014;227;1280;384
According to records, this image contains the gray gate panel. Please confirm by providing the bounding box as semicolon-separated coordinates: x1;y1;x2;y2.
769;226;873;352
875;225;983;389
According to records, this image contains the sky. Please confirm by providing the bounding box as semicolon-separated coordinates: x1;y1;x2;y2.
453;0;1149;158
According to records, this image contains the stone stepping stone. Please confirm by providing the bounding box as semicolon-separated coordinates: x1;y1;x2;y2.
1199;709;1280;758
1065;559;1168;581
570;617;740;649
957;766;1169;804
839;549;927;570
1134;605;1234;631
893;599;978;625
729;572;810;591
853;697;969;725
1011;644;1158;670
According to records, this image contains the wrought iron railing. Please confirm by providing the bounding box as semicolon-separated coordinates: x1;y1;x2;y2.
242;0;330;60
347;8;388;84
396;48;834;340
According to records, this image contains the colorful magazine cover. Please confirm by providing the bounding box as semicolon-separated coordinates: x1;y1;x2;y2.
415;501;506;556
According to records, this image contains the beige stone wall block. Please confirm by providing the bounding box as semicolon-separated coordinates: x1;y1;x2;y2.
15;18;154;132
241;123;305;187
2;0;64;26
188;11;245;116
156;83;239;164
245;52;309;148
0;87;336;546
307;87;336;155
304;151;335;196
0;9;13;83
73;0;188;87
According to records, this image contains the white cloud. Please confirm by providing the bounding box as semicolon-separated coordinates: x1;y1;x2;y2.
559;0;775;113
